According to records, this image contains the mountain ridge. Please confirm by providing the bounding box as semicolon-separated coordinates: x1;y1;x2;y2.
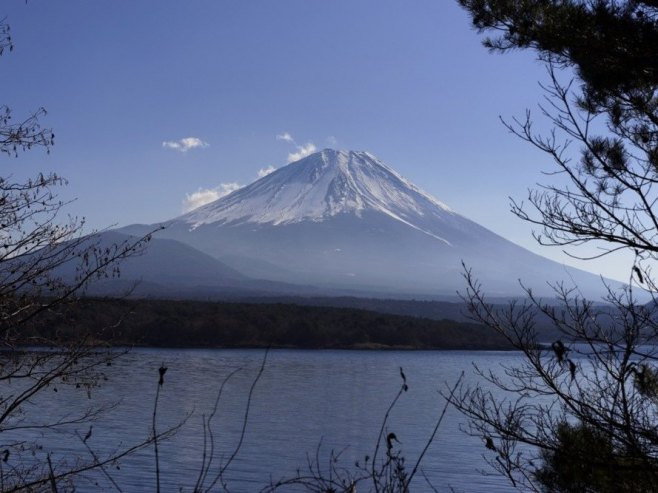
178;149;457;244
117;149;621;298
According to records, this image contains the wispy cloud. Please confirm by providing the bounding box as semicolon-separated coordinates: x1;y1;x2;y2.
182;182;241;212
277;132;317;163
163;137;209;153
276;132;294;143
287;142;317;163
326;135;338;147
258;165;276;178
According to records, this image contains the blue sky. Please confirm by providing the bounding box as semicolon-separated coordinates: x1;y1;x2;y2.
2;0;633;282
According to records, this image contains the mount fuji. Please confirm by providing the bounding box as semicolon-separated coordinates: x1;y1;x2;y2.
119;149;613;298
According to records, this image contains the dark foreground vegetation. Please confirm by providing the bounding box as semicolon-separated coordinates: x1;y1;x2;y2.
453;1;658;491
27;297;510;350
4;0;658;489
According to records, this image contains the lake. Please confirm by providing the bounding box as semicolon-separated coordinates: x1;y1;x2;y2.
9;349;528;492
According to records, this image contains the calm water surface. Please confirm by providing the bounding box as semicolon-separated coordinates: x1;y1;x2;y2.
15;349;527;492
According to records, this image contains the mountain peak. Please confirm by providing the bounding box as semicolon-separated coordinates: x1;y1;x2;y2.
290;148;380;175
142;150;615;298
315;148;373;160
180;149;454;232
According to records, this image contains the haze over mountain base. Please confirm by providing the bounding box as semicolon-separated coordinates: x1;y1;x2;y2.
113;149;618;299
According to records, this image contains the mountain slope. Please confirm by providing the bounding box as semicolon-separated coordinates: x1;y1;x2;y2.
182;149;454;241
50;232;318;298
120;149;617;298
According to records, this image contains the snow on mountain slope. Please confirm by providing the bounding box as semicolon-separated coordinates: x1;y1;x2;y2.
115;149;622;298
180;149;457;244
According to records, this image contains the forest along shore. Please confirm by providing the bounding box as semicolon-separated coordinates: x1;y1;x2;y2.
27;298;511;350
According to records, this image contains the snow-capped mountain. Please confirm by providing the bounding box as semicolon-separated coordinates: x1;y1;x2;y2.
120;149;614;297
183;150;454;244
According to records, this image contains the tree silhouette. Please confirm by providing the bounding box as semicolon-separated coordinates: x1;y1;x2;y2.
454;1;658;491
0;14;156;491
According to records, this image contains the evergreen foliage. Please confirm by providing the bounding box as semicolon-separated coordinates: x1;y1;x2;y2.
536;421;656;493
28;297;510;350
454;1;658;491
459;0;658;262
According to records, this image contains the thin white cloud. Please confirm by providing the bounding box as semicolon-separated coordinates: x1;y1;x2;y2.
276;132;294;143
163;137;209;153
326;135;338;147
182;182;241;212
258;165;276;178
276;132;318;163
287;142;317;163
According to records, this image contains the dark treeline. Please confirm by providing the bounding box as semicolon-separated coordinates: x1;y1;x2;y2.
243;296;472;321
27;298;510;350
241;295;606;340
